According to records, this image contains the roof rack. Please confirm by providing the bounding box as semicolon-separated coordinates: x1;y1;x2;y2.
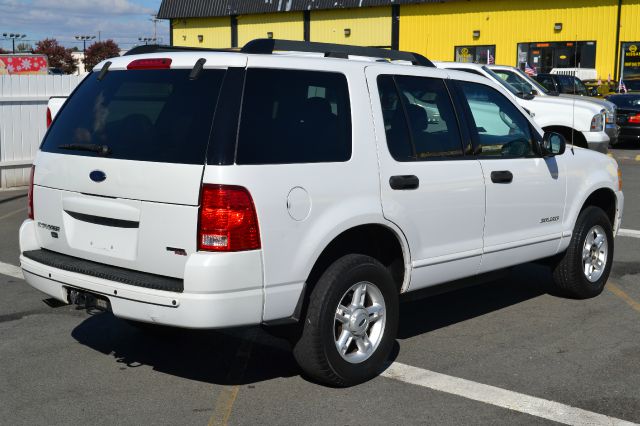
122;39;434;67
241;39;434;67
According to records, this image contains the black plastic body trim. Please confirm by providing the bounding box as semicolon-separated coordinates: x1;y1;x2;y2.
65;211;139;228
23;249;184;293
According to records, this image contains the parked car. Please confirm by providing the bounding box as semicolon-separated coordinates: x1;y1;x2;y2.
23;40;623;387
606;94;640;144
489;65;618;146
436;62;612;153
535;73;598;97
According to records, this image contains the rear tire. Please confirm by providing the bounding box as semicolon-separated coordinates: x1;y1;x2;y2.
293;254;398;387
551;206;614;299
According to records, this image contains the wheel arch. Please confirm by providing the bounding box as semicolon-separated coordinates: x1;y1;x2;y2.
287;222;410;325
543;125;588;149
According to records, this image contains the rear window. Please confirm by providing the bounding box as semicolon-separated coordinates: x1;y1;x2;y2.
236;69;351;164
41;69;225;164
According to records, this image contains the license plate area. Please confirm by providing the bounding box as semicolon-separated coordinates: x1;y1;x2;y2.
65;287;111;312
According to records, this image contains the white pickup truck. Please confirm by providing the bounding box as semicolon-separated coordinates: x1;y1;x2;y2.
24;40;623;386
436;62;613;153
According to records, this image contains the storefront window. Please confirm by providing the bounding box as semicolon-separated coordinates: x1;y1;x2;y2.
620;42;640;91
517;41;596;74
454;45;496;64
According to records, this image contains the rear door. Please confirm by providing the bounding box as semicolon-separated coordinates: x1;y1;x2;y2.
33;59;242;278
366;67;486;290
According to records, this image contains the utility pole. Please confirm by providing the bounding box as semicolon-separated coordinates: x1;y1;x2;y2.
150;14;159;41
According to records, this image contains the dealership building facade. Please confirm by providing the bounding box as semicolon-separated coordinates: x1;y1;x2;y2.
158;0;640;83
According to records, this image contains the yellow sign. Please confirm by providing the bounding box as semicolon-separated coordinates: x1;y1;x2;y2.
559;55;567;59
630;45;638;53
460;47;470;56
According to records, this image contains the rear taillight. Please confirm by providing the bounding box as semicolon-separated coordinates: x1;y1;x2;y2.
46;107;52;128
629;113;640;124
127;58;172;70
198;184;261;252
27;166;35;220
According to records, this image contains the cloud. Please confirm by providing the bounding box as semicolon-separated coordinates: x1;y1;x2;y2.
0;0;168;49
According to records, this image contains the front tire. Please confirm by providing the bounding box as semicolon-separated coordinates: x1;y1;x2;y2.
551;206;614;299
293;254;399;387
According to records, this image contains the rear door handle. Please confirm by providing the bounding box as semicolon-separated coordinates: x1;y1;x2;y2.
490;170;513;184
389;175;420;190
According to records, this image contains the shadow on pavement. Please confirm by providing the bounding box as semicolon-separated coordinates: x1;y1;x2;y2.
72;314;300;386
71;262;568;385
397;263;554;339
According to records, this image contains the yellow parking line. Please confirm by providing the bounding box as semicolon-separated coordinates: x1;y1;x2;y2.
608;281;640;313
635;155;640;162
607;153;613;158
208;330;256;426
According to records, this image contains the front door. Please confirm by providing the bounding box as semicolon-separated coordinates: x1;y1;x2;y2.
453;79;567;273
366;67;486;290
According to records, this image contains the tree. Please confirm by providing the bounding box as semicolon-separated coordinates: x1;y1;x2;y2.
34;38;78;74
16;42;32;53
83;40;120;71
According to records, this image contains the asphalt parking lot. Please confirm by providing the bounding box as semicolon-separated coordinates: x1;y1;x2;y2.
1;143;640;425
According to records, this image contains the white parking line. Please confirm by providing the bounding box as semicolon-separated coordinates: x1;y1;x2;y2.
0;260;23;279
619;228;640;239
382;362;636;426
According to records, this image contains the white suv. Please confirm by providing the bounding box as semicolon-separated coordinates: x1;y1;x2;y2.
21;40;624;387
435;61;612;153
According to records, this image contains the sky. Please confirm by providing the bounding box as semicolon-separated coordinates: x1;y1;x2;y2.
0;0;169;52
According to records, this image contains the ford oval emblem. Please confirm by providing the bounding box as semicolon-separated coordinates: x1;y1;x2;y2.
89;170;106;183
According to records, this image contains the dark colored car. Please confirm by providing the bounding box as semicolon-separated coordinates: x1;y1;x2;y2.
535;74;598;97
606;94;640;144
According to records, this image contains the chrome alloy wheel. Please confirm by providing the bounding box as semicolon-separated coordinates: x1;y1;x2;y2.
334;281;386;364
582;225;608;283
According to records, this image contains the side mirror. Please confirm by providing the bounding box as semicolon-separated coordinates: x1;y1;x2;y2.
531;89;539;96
540;132;566;157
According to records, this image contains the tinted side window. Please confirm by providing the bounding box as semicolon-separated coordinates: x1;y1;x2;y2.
557;75;575;94
236;69;351;164
377;75;463;161
537;75;556;91
458;81;534;158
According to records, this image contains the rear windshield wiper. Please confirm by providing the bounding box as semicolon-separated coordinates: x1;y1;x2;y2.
58;143;111;156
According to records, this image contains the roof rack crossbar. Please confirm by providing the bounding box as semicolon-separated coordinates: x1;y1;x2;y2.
241;39;434;67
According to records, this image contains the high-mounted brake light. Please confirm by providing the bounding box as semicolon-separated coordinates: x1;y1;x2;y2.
126;58;172;70
46;107;52;128
628;113;640;124
27;166;35;220
198;184;261;252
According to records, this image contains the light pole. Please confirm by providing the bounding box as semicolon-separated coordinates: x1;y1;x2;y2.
74;35;95;55
2;33;27;54
138;37;157;45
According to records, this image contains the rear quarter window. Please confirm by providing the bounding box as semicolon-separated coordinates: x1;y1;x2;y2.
235;68;352;164
41;69;225;164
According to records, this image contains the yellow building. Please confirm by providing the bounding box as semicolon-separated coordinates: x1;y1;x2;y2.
158;0;640;81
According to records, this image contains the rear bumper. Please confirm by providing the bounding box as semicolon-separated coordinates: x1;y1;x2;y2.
19;220;264;329
582;131;609;153
618;126;640;141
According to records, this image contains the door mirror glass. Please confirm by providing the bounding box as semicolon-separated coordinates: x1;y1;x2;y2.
541;132;566;156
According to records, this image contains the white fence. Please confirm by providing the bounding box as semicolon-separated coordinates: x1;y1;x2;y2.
0;75;84;189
